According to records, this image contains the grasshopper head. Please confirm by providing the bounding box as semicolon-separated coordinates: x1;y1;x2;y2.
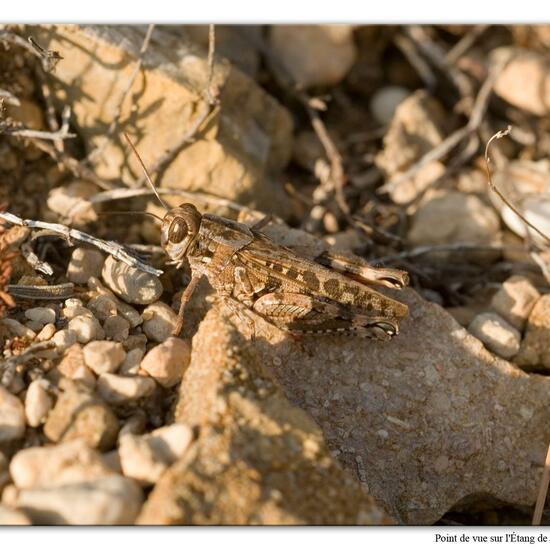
161;203;202;265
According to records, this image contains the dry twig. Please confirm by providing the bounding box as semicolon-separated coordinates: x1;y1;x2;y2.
0;30;62;72
0;340;56;387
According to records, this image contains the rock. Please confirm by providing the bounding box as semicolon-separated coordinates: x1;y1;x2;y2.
138;309;393;526
88;277;143;327
2;318;36;339
83;341;126;375
369;86;409;125
490;275;540;331
0;505;31;525
468;313;521;359
142;302;179;342
408;191;501;251
375;90;448;177
31;25;293;216
515;295;550;371
96;373;156;405
103;315;130;342
119;348;145;376
14;475;143;525
0;452;9;492
9;439;114;489
102;256;163;305
67;247;105;284
51;329;78;351
119;424;193;485
44;381;119;451
493;49;550;116
68;315;105;344
24;307;56;327
46;181;98;225
62;300;92;319
6;98;44;130
54;344;96;389
0;386;25;443
388;161;446;205
87;295;118;322
24;379;53;427
269;25;357;88
35;323;56;342
140;337;191;388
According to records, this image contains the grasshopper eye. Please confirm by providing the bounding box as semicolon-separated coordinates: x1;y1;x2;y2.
168;219;188;244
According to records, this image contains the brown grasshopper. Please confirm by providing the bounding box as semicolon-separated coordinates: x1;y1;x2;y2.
125;134;409;340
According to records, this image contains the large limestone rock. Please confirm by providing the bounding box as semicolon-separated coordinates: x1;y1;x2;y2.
31;25;293;216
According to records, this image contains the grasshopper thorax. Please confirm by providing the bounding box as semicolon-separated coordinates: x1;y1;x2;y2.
161;203;202;265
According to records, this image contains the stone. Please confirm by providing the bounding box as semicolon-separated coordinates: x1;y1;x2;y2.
1;318;36;339
24;307;56;327
31;25;293;216
408;191;501;250
9;439;114;489
46;181;98;225
142;302;179;343
0;386;25;443
269;25;357;88
119;424;193;485
102;256;163;305
103;315;130;342
490;275;540;331
6;98;44;130
83;341;126;375
369;85;410;125
0;505;31;525
119;348;145;376
68;315;105;344
96;373;156;405
44;381;119;451
468;313;521;359
67;247;105;284
54;344;96;389
24;379;53;427
388;160;446;205
35;323;56;342
51;329;78;351
88;277;143;327
493;48;550;117
138;309;393;526
14;475;143;525
515;295;550;371
140;337;191;388
292;130;325;172
87;295;118;322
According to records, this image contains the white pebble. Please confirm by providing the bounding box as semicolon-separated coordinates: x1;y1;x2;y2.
67;247;105;284
87;295;118;322
24;379;53;428
51;329;77;350
83;341;126;375
62;304;93;320
36;323;56;342
491;275;540;331
97;373;156;404
9;439;114;489
119;348;145;376
119;424;193;485
68;315;105;344
15;476;143;525
103;315;130;342
370;86;410;125
24;307;56;327
0;386;26;442
140;337;191;388
468;313;521;359
142;301;178;343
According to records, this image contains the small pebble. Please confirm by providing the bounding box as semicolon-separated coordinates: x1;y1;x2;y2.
87;295;118;322
140;337;191;388
46;181;98;225
88;277;143;327
0;385;26;443
119;348;145;376
62;304;93;319
2;318;36;339
515;295;550;370
68;315;105;344
102;255;163;305
103;315;130;342
9;439;114;489
490;275;540;331
14;476;143;525
51;329;78;351
83;341;126;375
142;301;178;342
24;379;53;428
0;504;31;525
118;424;193;485
468;313;521;359
24;307;56;327
97;373;156;404
67;247;105;284
369;85;409;125
36;323;56;342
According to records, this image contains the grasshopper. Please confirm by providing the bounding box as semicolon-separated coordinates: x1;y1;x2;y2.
125;134;409;340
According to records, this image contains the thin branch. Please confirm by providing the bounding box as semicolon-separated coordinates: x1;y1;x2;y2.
446;25;489;65
394;32;437;90
0;116;75;141
0;340;56;387
0;211;162;276
87;24;155;164
0;30;62;72
485;127;550;247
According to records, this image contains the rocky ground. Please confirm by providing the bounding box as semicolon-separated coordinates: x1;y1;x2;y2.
0;24;550;525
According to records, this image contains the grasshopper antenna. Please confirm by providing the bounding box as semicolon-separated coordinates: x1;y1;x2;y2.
123;132;169;211
98;211;164;223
